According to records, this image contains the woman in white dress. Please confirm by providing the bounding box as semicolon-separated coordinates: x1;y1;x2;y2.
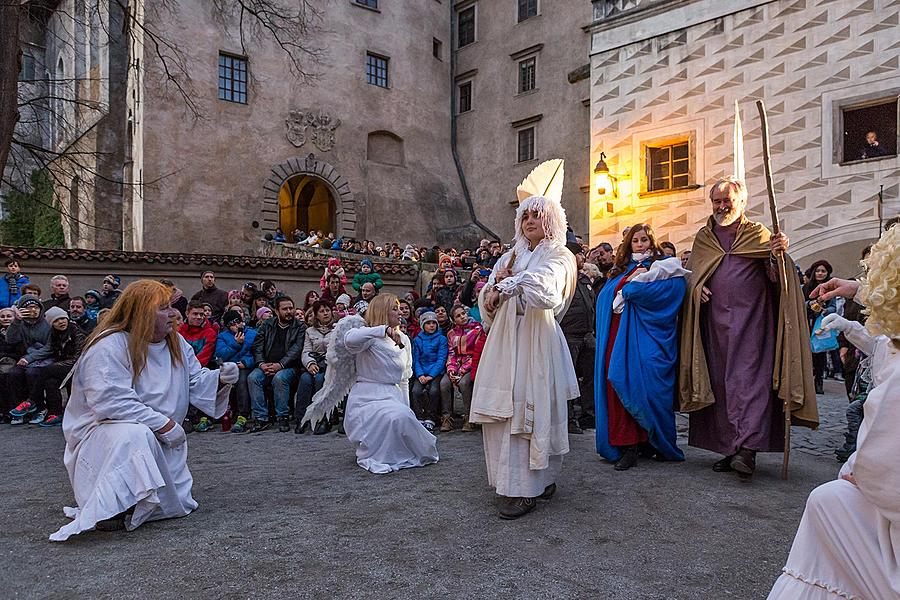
304;293;438;474
768;225;900;599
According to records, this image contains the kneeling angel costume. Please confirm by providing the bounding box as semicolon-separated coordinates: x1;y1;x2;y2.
303;315;438;474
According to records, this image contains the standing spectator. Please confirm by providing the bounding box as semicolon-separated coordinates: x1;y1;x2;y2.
98;275;122;309
0;308;22;422
21;283;41;299
432;269;461;315
560;233;596;433
680;250;692;269
215;309;257;434
660;241;677;258
860;130;888;160
588;242;615;293
43;275;72;312
24;307;86;427
0;260;29;309
803;260;837;395
247;296;306;433
6;295;51;423
351;259;384;293
321;273;347;306
83;290;101;321
190;271;228;322
68;296;96;334
411;311;447;432
295;301;335;434
160;279;188;318
320;257;347;291
439;305;483;433
356;282;378;305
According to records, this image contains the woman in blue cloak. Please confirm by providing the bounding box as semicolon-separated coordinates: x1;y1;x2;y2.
594;223;689;470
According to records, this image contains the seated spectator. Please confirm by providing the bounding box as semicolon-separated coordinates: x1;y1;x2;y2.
468;281;487;323
356;282;378;305
227;289;243;309
321;273;348;306
303;290;320;313
0;308;22;423
334;294;351;320
200;303;220;333
251;305;273;328
68;296;96;334
404;290;420;305
261;280;282;308
351;259;384;292
23;307;85;427
434;305;452;334
43;275;72;312
399;299;419;339
295;301;335;434
215;309;257;434
190;271;228;322
439;305;482;433
402;245;419;261
83;290;101;320
98;275;122;309
239;282;257;312
6;296;51;424
247;296;306;433
0;260;29;309
411;311;448;433
291;228;305;244
433;269;461;315
180;300;217;370
320;257;347;291
21;283;41;299
160;279;188;317
274;228;286;242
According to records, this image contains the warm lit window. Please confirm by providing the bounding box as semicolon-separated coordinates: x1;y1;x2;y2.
458;6;476;47
518;57;536;93
518;0;538;22
366;53;389;88
841;100;898;163
218;53;247;104
647;141;690;192
517;127;535;162
458;81;472;113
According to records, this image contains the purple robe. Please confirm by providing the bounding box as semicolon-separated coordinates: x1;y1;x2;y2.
688;220;785;454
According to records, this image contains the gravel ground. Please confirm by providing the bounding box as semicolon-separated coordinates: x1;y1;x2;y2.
0;381;849;600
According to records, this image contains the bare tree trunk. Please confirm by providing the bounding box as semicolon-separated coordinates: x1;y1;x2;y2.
0;2;22;178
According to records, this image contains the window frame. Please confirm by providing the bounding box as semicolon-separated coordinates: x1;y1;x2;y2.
517;126;536;163
217;52;248;105
517;0;538;23
518;56;536;94
837;97;899;165
365;52;390;88
433;38;443;61
458;80;473;114
457;4;477;48
645;140;691;193
635;132;699;197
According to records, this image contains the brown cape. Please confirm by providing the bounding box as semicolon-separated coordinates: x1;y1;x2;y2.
678;216;818;429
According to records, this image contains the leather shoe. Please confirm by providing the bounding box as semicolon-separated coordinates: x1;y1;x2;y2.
294;420;309;434
539;483;556;501
313;419;331;435
614;446;639;471
730;448;756;475
499;497;536;520
712;456;735;472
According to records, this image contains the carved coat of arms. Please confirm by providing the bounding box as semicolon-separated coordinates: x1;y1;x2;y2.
286;109;341;152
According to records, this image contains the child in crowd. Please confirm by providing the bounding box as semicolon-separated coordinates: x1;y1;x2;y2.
440;305;482;432
1;260;29;309
303;290;320;313
334;294;351;320
253;306;273;328
398;299;419;340
21;283;41;299
83;290;101;321
411;311;448;433
24;307;86;427
0;308;21;422
320;257;347;291
434;305;452;334
215;309;257;434
351;259;384;292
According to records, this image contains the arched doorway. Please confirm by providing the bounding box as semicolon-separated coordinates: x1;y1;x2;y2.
278;174;336;235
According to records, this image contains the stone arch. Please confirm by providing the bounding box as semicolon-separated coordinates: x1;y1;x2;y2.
366;130;404;166
262;154;355;237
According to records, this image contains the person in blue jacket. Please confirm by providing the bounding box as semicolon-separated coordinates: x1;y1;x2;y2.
215;309;258;433
0;260;30;309
411;311;448;432
594;223;688;471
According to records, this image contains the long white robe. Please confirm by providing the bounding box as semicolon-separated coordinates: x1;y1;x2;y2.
473;242;578;498
50;333;224;542
768;336;900;599
343;326;439;474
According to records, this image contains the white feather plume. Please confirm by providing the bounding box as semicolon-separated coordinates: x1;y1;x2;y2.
301;314;366;426
516;159;564;204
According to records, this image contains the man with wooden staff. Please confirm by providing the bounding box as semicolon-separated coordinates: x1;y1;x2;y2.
678;176;818;480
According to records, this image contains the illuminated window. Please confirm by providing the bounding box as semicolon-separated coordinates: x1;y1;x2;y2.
647;141;689;192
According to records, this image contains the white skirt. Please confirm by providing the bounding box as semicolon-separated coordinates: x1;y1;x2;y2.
344;381;439;474
482;419;562;498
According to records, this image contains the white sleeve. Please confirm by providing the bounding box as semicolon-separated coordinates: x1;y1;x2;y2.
494;253;572;310
401;333;412;406
843;321;878;356
183;338;227;418
344;326;388;354
78;339;170;431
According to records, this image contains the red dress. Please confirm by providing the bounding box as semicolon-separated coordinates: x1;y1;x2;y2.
605;267;648;446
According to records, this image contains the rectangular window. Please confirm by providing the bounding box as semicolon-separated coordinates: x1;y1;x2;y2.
355;0;378;8
518;57;536;93
366;53;389;88
433;38;443;60
458;6;476;48
841;99;898;163
218;53;247;104
18;53;35;82
517;127;535;163
518;0;538;22
458;81;472;113
647;141;690;192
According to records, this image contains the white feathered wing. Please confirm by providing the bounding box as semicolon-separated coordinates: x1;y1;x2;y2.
301;314;366;426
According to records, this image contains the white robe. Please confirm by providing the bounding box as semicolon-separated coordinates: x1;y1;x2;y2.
49;333;224;542
473;242;578;498
768;336;900;599
343;326;439;474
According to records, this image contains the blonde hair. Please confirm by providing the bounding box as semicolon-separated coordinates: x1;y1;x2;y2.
365;293;399;328
83;280;183;383
859;225;900;342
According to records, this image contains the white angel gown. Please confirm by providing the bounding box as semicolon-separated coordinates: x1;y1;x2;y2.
768;334;900;599
342;325;439;474
50;333;224;542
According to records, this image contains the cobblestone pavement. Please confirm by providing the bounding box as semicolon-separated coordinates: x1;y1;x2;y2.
0;388;847;600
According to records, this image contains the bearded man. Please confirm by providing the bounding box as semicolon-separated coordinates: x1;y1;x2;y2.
679;177;817;479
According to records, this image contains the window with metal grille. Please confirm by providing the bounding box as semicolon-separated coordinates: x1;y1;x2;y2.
647;141;690;192
218;53;247;104
518;0;538;22
458;6;476;47
366;53;389;88
517;127;535;163
458;81;472;113
355;0;377;8
518;57;536;93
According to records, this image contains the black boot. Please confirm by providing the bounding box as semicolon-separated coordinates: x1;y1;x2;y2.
614;446;639;471
815;377;824;395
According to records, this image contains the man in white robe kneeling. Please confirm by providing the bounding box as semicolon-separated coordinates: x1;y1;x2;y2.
50;280;238;542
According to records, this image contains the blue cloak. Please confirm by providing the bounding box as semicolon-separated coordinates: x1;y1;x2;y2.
594;259;686;462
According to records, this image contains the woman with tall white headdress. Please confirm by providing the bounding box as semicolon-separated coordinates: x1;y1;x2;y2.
470;159;579;520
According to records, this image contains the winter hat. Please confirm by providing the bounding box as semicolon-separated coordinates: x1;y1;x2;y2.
419;311;438;329
44;306;68;326
336;293;351;306
256;306;273;320
17;295;42;311
222;310;243;327
360;259;374;270
103;274;121;288
84;289;101;302
328;257;342;267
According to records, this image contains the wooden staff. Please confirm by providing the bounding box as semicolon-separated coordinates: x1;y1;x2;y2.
756;99;791;480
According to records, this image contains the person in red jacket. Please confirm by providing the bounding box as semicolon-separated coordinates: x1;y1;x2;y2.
179;301;217;368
